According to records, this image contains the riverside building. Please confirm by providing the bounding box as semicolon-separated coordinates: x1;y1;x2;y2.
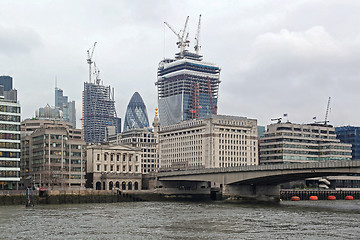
159;115;258;171
20;119;86;190
259;122;352;164
0;87;20;190
86;144;142;190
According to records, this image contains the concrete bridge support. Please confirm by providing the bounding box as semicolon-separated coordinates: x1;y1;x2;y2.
223;184;280;202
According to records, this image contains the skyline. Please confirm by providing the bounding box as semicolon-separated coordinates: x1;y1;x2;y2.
1;1;360;128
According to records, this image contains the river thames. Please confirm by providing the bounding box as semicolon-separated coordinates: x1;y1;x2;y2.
1;200;359;239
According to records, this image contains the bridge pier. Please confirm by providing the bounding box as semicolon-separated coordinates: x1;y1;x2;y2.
223;184;280;202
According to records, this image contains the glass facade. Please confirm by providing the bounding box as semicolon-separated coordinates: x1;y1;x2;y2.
0;99;21;190
123;92;149;132
335;126;360;160
156;51;221;126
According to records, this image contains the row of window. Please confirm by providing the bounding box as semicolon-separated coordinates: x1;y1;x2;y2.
0;105;20;114
0;115;20;122
0;123;20;131
0;151;20;158
0;142;20;149
0;170;19;177
97;153;138;162
0;160;19;167
0;133;20;140
96;164;139;172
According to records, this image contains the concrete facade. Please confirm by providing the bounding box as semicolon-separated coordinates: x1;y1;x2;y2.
21;119;86;190
260;122;352;164
159;115;258;171
112;128;158;173
86;144;142;190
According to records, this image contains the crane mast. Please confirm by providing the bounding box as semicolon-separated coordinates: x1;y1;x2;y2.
194;14;202;55
164;16;190;58
324;97;331;124
86;42;97;83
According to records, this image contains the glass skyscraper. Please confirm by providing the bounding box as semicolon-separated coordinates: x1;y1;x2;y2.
55;86;76;128
335;126;360;160
156;51;221;127
123;92;149;132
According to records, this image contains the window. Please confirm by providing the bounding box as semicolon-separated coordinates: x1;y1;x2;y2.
97;165;100;171
117;154;120;161
110;165;114;171
116;165;119;171
104;165;107;171
104;154;107;161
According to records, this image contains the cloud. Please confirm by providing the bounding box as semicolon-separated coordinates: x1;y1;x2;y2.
219;26;360;126
0;25;42;56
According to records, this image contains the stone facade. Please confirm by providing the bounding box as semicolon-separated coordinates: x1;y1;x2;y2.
21;119;86;190
86;144;142;190
159;115;258;170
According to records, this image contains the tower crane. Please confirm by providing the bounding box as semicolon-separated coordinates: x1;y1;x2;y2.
324;97;331;125
93;62;101;85
164;16;190;58
194;14;201;55
271;118;282;124
86;42;97;83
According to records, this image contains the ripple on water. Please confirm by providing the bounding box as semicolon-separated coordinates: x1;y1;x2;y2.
1;201;360;239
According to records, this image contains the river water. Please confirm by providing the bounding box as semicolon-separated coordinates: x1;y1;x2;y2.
1;200;360;239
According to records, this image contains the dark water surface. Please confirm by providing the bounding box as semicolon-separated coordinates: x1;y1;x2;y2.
1;200;360;239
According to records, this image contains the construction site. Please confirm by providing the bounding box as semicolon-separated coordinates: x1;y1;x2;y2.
156;15;221;126
83;42;121;143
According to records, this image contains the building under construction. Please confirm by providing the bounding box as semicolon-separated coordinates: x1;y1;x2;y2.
156;15;221;126
83;42;121;143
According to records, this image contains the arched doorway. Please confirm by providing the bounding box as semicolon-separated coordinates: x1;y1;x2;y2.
115;181;120;189
122;181;126;190
134;181;138;190
128;182;132;190
96;182;101;190
109;181;113;190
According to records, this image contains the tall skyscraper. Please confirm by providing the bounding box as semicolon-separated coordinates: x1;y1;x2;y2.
83;82;121;143
0;75;17;102
55;86;76;128
123;92;149;132
0;76;20;190
0;76;13;91
156;16;221;126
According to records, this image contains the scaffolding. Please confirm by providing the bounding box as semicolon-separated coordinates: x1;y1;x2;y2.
156;51;221;126
83;82;120;143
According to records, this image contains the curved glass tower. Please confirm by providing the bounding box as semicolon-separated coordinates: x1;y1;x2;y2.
123;92;149;132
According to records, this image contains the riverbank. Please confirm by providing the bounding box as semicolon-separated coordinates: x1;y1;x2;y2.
1;189;359;205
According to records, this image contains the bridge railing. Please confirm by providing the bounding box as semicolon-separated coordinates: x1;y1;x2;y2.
158;160;360;177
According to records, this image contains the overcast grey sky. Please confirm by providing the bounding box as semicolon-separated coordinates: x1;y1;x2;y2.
1;0;359;128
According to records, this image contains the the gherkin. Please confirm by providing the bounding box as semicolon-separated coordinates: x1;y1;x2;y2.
123;92;149;132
